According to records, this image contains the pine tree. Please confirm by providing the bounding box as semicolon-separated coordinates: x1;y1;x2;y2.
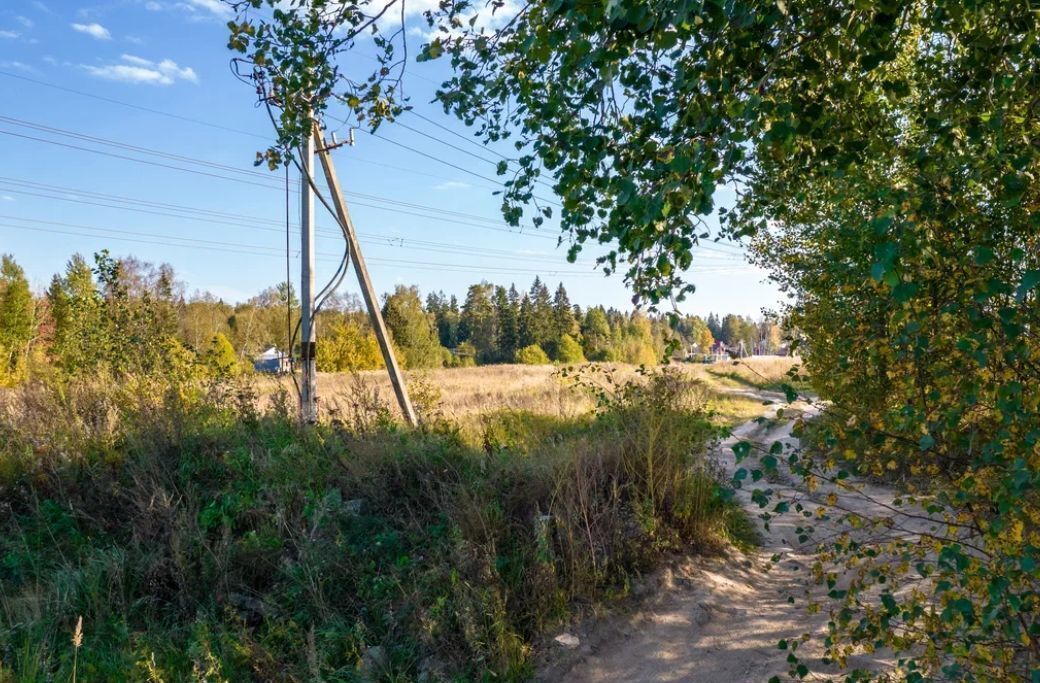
551;282;578;339
518;293;535;348
494;285;518;362
427;291;460;348
460;282;497;362
707;312;722;341
527;276;553;347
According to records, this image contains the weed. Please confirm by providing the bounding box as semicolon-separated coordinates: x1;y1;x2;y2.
0;366;753;680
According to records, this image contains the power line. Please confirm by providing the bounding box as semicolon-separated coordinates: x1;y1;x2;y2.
0;178;571;247
0;80;747;259
0;219;620;277
0;123;556;235
0;69;269;140
407;109;516;162
0;70;517;190
0;70;748;258
367;130;563;207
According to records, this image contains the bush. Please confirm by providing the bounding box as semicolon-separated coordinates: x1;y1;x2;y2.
202;332;242;376
515;344;550;365
0;368;739;681
452;340;477;367
555;334;586;364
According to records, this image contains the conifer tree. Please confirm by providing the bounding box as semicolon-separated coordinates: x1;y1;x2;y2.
459;282;498;362
494;285;519;362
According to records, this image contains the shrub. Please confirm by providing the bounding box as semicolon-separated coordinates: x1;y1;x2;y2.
452;340;477;367
515;344;550;365
0;367;740;681
203;333;242;376
555;334;585;364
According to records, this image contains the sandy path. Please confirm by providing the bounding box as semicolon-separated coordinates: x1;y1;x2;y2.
541;394;935;683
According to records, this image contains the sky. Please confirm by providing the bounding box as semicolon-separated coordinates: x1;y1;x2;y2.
0;0;783;318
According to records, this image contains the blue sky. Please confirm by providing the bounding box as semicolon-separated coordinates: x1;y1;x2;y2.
0;0;782;317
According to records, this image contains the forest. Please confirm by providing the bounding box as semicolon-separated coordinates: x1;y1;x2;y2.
0;250;781;384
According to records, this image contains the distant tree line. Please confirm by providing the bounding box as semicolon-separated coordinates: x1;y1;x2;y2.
0;251;784;382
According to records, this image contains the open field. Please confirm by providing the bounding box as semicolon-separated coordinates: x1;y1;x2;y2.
0;360;788;681
258;356;803;428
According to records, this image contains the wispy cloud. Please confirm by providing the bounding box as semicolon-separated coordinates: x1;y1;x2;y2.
1;195;14;202
145;0;232;19
0;30;19;39
71;22;111;40
0;60;34;71
82;54;198;85
184;0;232;16
433;180;472;191
15;16;34;29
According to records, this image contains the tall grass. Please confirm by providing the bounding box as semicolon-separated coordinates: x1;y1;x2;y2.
0;367;747;681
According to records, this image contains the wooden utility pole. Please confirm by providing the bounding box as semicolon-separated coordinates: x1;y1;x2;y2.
313;125;418;427
299;132;318;423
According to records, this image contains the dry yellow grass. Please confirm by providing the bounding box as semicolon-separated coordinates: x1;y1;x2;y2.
257;356;802;429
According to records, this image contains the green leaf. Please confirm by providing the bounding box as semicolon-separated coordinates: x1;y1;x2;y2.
732;441;752;461
1016;270;1040;301
973;247;994;265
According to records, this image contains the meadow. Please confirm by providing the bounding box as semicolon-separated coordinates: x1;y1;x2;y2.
263;356;801;425
0;357;796;681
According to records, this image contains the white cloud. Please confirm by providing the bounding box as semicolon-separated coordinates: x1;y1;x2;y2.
120;54;153;66
143;0;232;22
1;195;14;201
16;16;34;29
82;54;198;85
185;0;232;16
400;0;445;18
71;22;111;40
0;60;33;71
125;35;144;44
433;180;472;191
418;0;523;42
0;30;19;39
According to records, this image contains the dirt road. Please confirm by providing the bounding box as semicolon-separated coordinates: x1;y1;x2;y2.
541;394;925;682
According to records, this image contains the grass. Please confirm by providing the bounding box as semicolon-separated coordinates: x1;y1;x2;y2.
683;355;806;395
0;364;762;681
255;357;799;431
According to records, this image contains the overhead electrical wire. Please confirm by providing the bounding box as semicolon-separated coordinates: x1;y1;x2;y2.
0;178;745;266
0;70;749;256
0;119;555;235
0;219;646;276
0;187;599;265
0;74;749;260
0;190;743;267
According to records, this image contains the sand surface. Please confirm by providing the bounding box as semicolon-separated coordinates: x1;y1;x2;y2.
542;392;936;682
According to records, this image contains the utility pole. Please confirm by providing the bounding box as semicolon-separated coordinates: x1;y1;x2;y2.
299;131;318;423
313;124;418;427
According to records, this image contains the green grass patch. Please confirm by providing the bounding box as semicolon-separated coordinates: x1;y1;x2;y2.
0;370;754;681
